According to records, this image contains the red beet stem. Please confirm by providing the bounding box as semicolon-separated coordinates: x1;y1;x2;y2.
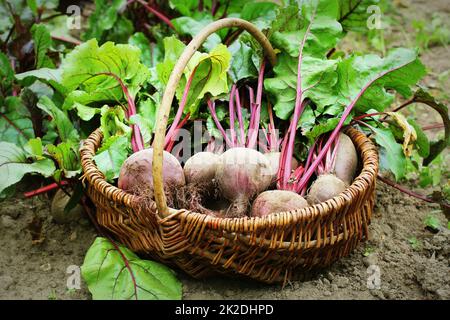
24;180;69;198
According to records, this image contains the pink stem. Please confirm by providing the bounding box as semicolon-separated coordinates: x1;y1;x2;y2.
164;66;198;148
166;113;190;153
329;137;340;172
207;137;216;153
352;112;387;121
267;103;278;152
99;72;144;152
51;35;81;45
207;99;233;147
131;0;175;30
247;86;255;105
258;140;269;153
229;85;237;147
279;10;315;189
234;88;245;147
423;123;445;131
24;181;69;198
276;127;290;190
378;174;450;209
247;60;266;149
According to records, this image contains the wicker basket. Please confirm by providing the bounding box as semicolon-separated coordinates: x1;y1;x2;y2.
80;18;379;284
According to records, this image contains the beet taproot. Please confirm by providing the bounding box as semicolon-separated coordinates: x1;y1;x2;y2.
215;147;272;217
251;190;308;217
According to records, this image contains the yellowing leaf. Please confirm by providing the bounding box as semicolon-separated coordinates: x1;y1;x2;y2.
386;111;417;157
193;44;231;99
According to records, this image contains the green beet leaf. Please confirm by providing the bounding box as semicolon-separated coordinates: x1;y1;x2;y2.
24;138;44;159
129;94;159;146
334;48;426;113
81;237;182;300
172;16;221;51
156;36;230;116
168;0;198;17
184;44;231;114
93;135;130;181
0;52;14;93
31;24;54;69
264;0;342;119
265;54;338;119
407;118;430;158
61;39;149;110
73;102;101;122
0;96;35;147
338;0;381;33
37;96;79;143
228;40;259;82
129;32;158;68
15;68;67;95
82;0;127;41
372;126;406;180
0;142;56;194
409;88;450;166
269;0;342;58
100;105;131;141
106;15;134;44
47;142;81;179
240;2;278;31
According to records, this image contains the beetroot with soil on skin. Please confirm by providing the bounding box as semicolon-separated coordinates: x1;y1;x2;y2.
183;151;219;186
118;148;185;195
334;133;358;185
307;174;346;205
251;190;308;217
215;147;272;217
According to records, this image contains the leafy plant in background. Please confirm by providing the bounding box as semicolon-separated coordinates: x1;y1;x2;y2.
412;13;450;52
1;0;449;299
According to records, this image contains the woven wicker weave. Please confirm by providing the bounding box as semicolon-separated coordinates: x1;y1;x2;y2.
79;19;379;284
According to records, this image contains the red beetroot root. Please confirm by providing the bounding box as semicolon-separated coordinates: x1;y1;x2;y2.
118;148;185;196
183;151;219;186
334;133;358;185
307;174;346;205
251;190;308;217
215;147;272;217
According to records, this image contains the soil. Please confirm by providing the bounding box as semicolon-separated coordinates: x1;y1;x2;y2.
0;0;449;300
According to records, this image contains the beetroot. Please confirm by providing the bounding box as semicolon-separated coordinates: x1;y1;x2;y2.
251;190;308;217
118;148;185;197
307;174;346;205
183;151;219;186
334;133;358;185
215;147;272;217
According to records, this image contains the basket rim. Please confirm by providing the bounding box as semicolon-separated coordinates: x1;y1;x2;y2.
80;126;378;228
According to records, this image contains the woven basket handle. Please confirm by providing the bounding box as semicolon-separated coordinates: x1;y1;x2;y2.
152;18;277;217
